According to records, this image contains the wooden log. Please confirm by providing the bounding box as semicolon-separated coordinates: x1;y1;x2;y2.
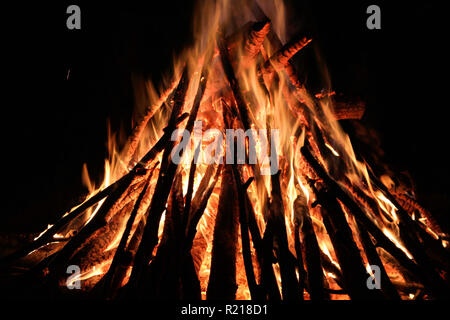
185;165;223;249
394;193;443;235
332;100;366;120
207;165;239;300
355;221;401;300
225;20;271;70
182;144;201;233
366;169;450;285
261;36;312;75
46;171;137;284
147;171;185;299
269;171;301;300
233;169;262;300
182;164;222;300
222;99;280;300
310;180;384;300
294;193;329;300
293;221;306;300
100;162;158;298
127;66;191;291
219;39;271;224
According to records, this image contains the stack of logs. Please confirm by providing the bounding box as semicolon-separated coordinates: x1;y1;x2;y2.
1;3;449;301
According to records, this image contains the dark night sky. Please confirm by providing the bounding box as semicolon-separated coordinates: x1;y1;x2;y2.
1;0;449;233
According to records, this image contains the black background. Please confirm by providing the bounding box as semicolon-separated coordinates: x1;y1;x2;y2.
1;0;449;233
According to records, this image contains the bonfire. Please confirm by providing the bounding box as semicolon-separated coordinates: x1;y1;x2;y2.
1;0;449;300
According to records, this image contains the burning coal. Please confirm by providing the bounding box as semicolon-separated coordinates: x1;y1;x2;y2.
1;0;449;301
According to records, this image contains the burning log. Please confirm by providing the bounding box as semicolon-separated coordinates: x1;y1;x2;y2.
100;162;158;298
261;36;312;75
185;164;223;251
294;193;329;300
226;20;271;70
233;170;262;300
293;221;306;300
355;221;401;300
331;99;366;120
394;193;444;236
126;66;192;292
183;164;222;299
268;171;301;300
309;179;384;300
145;171;186;299
182;144;201;232
207;165;239;300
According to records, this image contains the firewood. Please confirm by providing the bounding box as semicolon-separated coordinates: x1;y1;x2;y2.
367;169;450;277
261;36;312;75
222;99;280;300
185;164;223;249
301;142;450;298
310;180;384;300
145;171;185;299
182;164;222;299
355;221;401;300
127;66;192;291
269;171;301;300
331;100;366;120
233;169;263;300
225;20;271;70
182;144;201;233
394;193;443;235
293;222;306;300
294;194;329;300
207;165;239;300
244;191;281;300
218;36;252;131
100;163;158;298
46;172;137;284
219;41;271;226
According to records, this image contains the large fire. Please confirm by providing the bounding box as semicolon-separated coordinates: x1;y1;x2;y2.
2;0;449;300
